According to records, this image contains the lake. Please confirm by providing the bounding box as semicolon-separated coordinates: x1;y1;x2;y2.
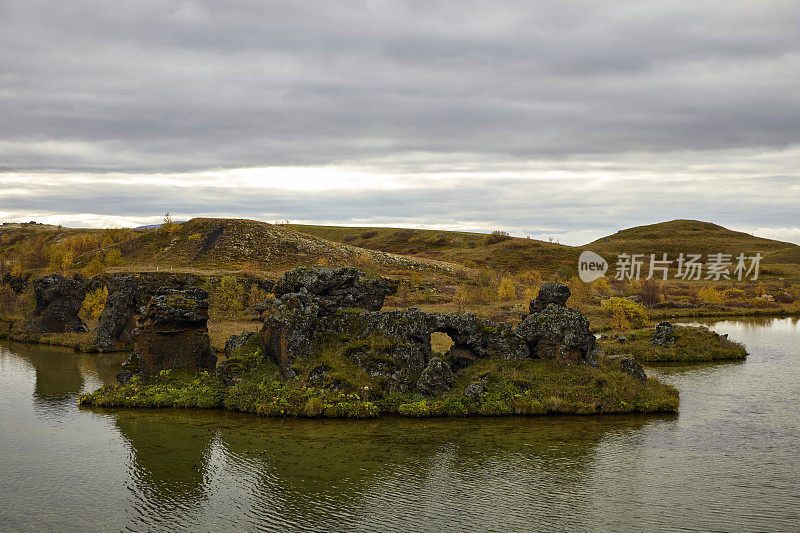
1;317;799;532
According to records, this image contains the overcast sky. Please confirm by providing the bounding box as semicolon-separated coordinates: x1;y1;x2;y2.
1;1;799;245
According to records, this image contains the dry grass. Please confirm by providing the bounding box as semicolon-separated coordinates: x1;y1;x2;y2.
208;318;261;353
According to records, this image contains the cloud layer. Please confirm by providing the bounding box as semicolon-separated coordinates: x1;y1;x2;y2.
1;1;799;244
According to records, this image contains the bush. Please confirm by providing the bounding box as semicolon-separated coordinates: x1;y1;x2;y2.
497;277;516;301
80;286;108;322
425;234;448;246
601;297;650;330
567;277;590;306
104;248;124;267
188;233;202;242
697;285;724;305
593;278;612;298
84;256;105;277
210;276;245;319
360;230;379;239
486;230;511;245
638;279;663;308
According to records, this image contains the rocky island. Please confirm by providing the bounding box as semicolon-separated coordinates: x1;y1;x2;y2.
599;321;748;363
80;267;679;416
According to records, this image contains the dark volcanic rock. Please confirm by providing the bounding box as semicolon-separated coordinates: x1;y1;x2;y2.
273;266;393;315
25;274;88;334
118;288;215;382
516;303;597;366
259;266;530;385
609;355;648;383
529;282;571;313
224;331;262;360
652;321;676;346
94;274;139;352
416;357;454;396
464;382;486;398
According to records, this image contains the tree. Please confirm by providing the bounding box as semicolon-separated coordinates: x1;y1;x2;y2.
497;277;516;301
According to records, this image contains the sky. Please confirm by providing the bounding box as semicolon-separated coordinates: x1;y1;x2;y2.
1;0;799;245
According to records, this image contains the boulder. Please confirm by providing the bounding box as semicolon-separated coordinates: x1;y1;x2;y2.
652;321;676;346
529;282;571;313
516;303;598;366
118;288;215;382
25;274;88;334
416;357;454;396
224;330;262;360
609;355;648;383
94;274;139;351
464;382;485;398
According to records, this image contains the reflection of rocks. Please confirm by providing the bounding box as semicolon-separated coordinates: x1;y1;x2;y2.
113;410;215;506
652;321;676;346
94;274;139;352
7;342;126;412
118;288;215;382
25;274;88;334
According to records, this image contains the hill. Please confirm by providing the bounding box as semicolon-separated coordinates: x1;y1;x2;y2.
584;220;796;259
95;218;460;277
288;224;579;275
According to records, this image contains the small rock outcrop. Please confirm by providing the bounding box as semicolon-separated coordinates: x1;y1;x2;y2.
416;357;454;396
517;283;598;366
609;355;648;383
464;382;485;398
94;274;139;351
529;282;571;313
25;274;88;334
652;321;676;346
272;266;393;314
118;288;215;382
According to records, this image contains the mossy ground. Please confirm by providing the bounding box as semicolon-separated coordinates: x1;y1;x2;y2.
599;325;747;362
80;347;679;417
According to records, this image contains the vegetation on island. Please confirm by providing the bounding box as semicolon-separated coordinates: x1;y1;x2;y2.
599;325;748;363
79;344;679;417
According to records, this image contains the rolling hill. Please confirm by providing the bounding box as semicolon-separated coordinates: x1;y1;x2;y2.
96;218;460;277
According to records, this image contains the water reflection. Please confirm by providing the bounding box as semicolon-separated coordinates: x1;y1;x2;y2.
2;319;799;532
105;409;661;531
5;341;126;415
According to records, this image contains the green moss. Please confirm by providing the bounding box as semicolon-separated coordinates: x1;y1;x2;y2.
599;325;748;362
80;338;679;418
79;369;226;408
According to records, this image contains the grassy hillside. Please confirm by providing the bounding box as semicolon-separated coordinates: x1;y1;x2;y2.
586;220;796;258
88;218;462;278
288;224;579;275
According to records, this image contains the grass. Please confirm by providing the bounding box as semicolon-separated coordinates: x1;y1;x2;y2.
208;318;261;353
598;325;748;362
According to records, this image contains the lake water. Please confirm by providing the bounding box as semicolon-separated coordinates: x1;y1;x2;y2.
1;317;799;532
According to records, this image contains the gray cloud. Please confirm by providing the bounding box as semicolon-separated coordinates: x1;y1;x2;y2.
2;1;800;171
2;1;799;244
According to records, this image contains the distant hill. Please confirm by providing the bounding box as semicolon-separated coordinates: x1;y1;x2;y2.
288;224;579;275
2;217;798;281
584;220;797;258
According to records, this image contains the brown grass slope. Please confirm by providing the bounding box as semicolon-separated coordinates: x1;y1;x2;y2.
96;218;460;276
288;224;579;275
